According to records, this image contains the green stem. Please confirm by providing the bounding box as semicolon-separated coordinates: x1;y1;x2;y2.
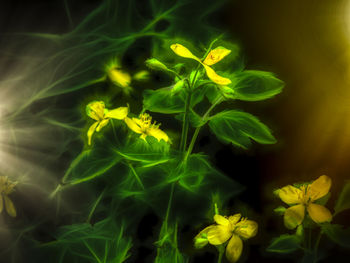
86;189;105;224
184;95;224;161
164;182;176;231
127;162;145;189
179;80;192;152
217;246;224;263
313;230;322;263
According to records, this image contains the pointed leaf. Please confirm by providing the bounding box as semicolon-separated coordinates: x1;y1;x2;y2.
209;110;276;149
334;181;350;215
267;234;301;254
233;70;284;101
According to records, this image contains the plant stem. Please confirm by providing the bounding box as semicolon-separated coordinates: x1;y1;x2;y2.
313;230;322;263
86;189;105;224
127;162;145;189
179;80;192;152
217;246;224;263
184;95;224;161
164;182;176;231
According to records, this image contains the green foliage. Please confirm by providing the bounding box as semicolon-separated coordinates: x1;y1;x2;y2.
266;234;301;254
155;221;188;263
231;70;284;101
208;110;276;149
334;181;350;215
322;223;350;248
44;218;132;263
143;88;185;114
62;145;122;185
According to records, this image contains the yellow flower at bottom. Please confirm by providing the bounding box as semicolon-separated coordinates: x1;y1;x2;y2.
124;113;169;142
86;101;128;145
276;175;333;229
194;213;258;263
0;176;17;217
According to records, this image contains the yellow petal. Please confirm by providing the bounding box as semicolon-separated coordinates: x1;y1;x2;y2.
4;195;16;217
104;107;128;120
202;64;231;85
214;214;230;226
284;204;305;229
234;219;258;239
87;122;99;145
0;194;3;214
278;185;303;205
124;117;142;134
229;214;241;225
139;134;147;141
86;101;105;121
96;119;109;132
108;68;131;88
194;225;212;249
146;127;169;142
203;46;231;66
225;234;243;263
307;203;332;223
307;175;331;201
207;225;232;245
170;44;201;62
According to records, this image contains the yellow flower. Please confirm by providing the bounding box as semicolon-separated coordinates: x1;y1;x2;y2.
194;213;258;263
0;176;17;217
276;175;332;229
170;43;231;85
86;101;128;145
105;58;149;95
124;113;169;142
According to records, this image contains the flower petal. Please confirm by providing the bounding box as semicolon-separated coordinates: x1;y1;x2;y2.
146;127;169;142
202;64;231;85
108;68;131;88
104;107;128;120
234;219;258;239
124;117;142;134
203;46;231;66
194;225;213;249
96;119;109;132
307;175;331;201
284;204;305;229
87;122;99;145
207;225;232;245
4;195;16;217
228;214;241;225
278;185;303;205
214;214;230;226
86;101;105;121
307;203;332;223
225;234;243;263
170;44;201;62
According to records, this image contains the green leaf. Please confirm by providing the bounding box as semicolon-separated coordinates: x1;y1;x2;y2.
232;70;284;101
43;218;132;263
267;234;301;254
322;223;350;248
115;137;171;167
334;181;350;215
143;87;185;114
62;145;122;185
208;110;276;149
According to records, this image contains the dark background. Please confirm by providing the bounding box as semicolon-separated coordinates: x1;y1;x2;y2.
1;0;350;262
